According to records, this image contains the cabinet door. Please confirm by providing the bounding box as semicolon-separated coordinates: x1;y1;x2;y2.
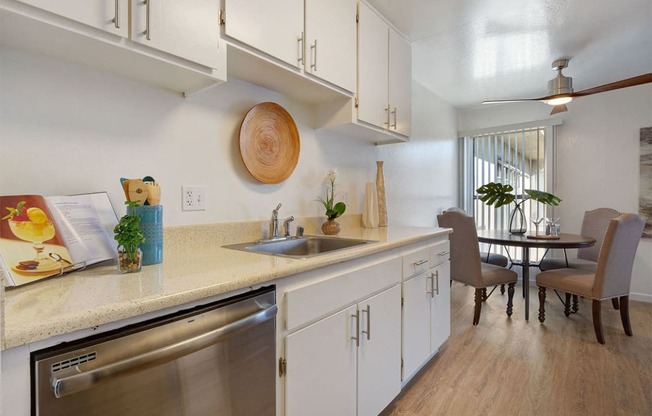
401;272;431;381
16;0;129;37
358;285;401;416
430;263;451;353
224;0;303;68
285;305;357;416
131;0;222;69
304;0;356;92
388;28;411;137
357;2;388;129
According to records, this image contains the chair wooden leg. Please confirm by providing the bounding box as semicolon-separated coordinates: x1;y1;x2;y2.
473;289;483;325
482;288;488;301
619;296;632;336
572;295;579;313
500;284;505;295
564;293;571;317
538;286;546;323
612;297;620;310
592;299;605;344
506;283;515;317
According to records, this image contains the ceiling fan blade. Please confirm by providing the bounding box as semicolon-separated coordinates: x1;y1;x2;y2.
550;104;567;115
571;73;652;97
482;98;542;104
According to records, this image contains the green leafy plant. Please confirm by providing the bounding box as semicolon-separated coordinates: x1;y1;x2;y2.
114;201;145;263
476;182;561;208
317;169;346;219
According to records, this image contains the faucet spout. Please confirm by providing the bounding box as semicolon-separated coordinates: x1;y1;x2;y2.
271;203;282;238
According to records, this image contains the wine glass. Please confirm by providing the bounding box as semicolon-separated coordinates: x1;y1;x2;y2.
529;215;545;236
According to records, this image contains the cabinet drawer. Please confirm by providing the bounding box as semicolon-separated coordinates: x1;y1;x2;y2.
429;240;450;268
286;256;401;332
402;247;430;279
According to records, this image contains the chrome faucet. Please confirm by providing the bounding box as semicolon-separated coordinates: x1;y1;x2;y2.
271;203;282;239
283;216;295;237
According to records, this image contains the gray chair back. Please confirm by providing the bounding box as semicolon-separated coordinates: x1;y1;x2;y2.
593;213;645;299
437;210;483;287
578;207;621;262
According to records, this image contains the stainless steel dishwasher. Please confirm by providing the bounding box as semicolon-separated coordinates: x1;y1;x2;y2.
32;286;277;416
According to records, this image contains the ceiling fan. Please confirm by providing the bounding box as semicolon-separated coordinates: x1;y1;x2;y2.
482;59;652;115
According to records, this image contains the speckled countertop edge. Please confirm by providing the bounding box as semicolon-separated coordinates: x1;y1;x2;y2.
2;218;451;350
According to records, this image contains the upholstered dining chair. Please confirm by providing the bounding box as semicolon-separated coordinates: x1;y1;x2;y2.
442;208;510;268
539;207;621;272
539;207;622;311
536;213;645;344
437;210;518;325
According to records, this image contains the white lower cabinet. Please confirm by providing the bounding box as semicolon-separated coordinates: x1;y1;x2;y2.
285;285;401;416
402;250;451;382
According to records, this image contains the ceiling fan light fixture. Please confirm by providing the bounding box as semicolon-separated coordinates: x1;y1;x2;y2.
544;96;573;105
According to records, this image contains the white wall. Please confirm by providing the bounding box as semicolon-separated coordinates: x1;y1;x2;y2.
460;84;652;302
376;80;459;226
0;47;458;229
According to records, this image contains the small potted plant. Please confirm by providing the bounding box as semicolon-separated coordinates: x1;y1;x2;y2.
317;169;346;235
476;182;561;234
114;201;146;273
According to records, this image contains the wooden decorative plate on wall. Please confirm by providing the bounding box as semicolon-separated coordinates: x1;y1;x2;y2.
238;102;300;184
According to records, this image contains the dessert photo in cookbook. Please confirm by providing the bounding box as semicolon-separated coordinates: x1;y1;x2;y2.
0;193;118;287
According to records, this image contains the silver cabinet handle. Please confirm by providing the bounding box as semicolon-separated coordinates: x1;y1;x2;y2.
391;107;397;129
427;272;435;298
413;259;428;266
310;40;317;70
112;0;120;28
438;251;450;257
143;0;151;40
384;106;390;126
351;310;360;347
361;305;371;341
51;303;278;398
297;32;304;64
434;270;440;295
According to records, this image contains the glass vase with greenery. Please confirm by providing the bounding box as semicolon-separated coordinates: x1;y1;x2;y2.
114;201;146;273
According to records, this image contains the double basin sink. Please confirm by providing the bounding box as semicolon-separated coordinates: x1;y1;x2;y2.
224;236;377;259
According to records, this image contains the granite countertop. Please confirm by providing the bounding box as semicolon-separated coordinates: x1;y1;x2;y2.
2;222;450;350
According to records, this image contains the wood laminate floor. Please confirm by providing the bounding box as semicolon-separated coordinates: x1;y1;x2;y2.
381;282;652;416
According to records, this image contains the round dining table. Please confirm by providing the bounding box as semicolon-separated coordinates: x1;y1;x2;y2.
476;231;596;321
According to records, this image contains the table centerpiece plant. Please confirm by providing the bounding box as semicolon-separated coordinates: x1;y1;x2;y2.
317;169;346;235
476;182;562;234
114;201;146;273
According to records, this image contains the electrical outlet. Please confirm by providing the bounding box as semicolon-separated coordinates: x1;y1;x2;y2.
182;186;205;211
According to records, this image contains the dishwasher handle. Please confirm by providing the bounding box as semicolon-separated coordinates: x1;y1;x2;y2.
51;302;278;399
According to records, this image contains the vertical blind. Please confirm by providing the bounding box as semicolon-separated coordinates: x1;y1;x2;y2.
459;122;557;261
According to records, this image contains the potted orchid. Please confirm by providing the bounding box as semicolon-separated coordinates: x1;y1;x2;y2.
317;169;346;235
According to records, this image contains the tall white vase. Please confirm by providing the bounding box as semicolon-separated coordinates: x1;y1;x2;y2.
363;182;379;228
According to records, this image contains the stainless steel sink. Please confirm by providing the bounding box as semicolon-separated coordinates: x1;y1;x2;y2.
224;236;377;259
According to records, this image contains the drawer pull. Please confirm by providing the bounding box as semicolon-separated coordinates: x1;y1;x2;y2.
438;251;450;256
361;305;371;341
413;259;428;266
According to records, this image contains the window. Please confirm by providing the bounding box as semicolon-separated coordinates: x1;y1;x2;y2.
459;119;561;261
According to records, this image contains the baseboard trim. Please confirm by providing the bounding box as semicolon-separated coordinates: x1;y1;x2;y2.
630;292;652;303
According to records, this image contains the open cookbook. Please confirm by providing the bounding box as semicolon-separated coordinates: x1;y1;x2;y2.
0;192;118;287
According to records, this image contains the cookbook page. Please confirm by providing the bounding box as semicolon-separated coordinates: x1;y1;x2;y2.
45;195;117;266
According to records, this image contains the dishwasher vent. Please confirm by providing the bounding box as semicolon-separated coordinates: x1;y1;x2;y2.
51;352;97;372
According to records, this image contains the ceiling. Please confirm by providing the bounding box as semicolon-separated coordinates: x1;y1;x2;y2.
367;0;652;110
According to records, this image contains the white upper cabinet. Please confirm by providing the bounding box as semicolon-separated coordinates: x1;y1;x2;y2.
15;0;129;37
357;1;389;129
389;27;411;137
224;0;304;68
357;1;411;138
131;0;223;69
304;0;356;92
